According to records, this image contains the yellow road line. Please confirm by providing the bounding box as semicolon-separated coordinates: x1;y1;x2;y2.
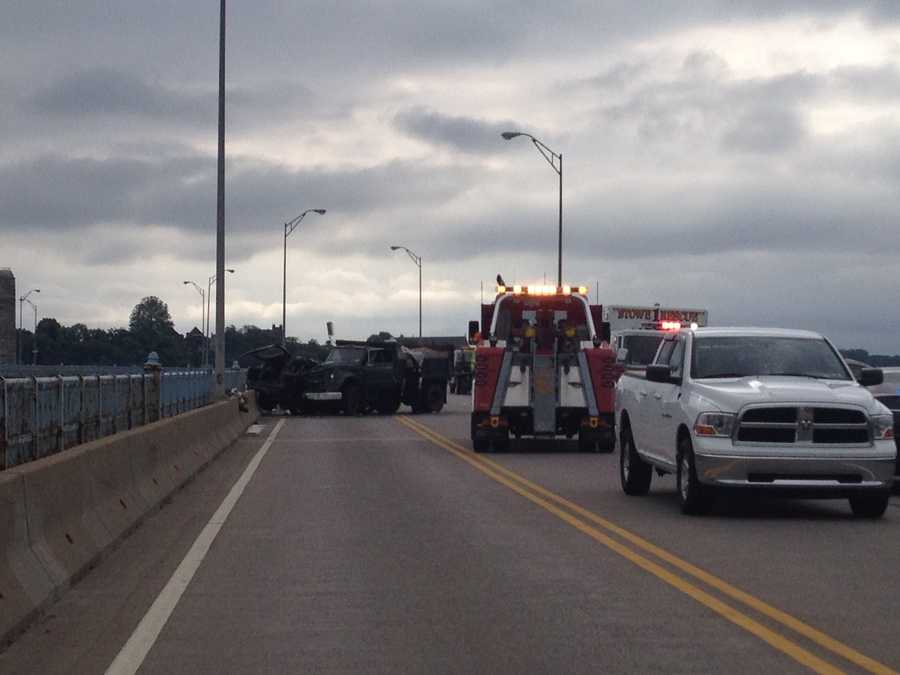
397;415;896;675
400;416;896;675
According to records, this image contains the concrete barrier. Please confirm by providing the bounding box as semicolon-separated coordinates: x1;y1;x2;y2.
0;392;259;646
0;470;56;641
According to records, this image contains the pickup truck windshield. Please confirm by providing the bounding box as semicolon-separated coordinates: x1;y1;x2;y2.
691;337;851;380
324;347;366;365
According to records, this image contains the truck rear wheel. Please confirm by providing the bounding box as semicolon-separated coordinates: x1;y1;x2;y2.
578;432;597;453
423;382;445;413
342;384;361;416
471;414;489;452
375;393;401;415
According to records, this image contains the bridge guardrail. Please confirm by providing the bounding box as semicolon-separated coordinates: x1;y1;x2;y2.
0;368;246;471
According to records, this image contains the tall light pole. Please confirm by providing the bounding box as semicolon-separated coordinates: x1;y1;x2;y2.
214;0;226;396
23;297;38;365
17;288;39;365
183;281;205;367
282;209;326;344
390;245;422;338
502;130;563;287
206;268;234;368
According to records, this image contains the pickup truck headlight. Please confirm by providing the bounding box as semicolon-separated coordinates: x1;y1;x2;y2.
872;415;895;441
694;412;736;438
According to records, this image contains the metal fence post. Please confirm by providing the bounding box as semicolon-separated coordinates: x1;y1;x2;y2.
57;375;64;453
30;376;38;462
0;377;6;471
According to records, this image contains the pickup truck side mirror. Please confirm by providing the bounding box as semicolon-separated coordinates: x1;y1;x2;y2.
467;320;480;345
616;347;629;364
646;363;677;384
858;368;884;387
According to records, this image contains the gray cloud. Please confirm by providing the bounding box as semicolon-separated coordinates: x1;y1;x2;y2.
5;1;900;353
30;68;213;121
0;150;480;262
393;107;519;154
721;106;807;153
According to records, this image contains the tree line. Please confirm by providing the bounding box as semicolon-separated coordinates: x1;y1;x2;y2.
15;295;330;368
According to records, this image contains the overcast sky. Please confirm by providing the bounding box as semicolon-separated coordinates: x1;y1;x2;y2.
3;2;900;352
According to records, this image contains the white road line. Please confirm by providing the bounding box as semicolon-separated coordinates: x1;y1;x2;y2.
104;418;287;675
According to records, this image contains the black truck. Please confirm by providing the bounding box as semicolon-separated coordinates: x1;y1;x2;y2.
244;339;449;415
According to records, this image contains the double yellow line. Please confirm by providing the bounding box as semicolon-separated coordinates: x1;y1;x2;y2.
396;414;897;675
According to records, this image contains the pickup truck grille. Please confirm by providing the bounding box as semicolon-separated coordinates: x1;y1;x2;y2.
736;406;869;445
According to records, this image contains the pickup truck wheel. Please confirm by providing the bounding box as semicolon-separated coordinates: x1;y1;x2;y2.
677;439;713;515
341;384;361;416
620;427;652;495
849;493;890;518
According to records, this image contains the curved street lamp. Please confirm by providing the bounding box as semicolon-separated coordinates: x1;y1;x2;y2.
283;209;326;344
183;281;205;367
390;245;422;338
17;288;39;365
502;130;563;286
206;268;234;367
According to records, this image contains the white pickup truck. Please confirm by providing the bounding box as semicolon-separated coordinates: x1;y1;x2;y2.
615;327;896;517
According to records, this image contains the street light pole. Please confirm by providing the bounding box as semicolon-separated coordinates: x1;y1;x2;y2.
183;281;205;367
214;0;226;396
206;269;234;368
390;245;422;338
501;131;563;287
17;288;39;365
23;297;38;365
282;209;326;344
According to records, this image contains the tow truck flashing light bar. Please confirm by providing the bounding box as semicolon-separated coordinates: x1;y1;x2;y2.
497;285;588;296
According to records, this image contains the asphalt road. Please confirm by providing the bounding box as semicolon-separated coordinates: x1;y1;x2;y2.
2;395;898;674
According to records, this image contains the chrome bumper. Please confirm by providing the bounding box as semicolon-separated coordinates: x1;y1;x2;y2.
694;453;895;490
304;392;342;401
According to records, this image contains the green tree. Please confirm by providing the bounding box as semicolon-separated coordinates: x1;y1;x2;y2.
128;296;187;366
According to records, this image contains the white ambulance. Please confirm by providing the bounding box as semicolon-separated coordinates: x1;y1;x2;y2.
606;305;709;369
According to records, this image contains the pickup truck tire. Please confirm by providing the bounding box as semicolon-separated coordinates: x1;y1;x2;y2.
848;493;890;518
342;384;361;416
620;426;652;495
677;438;713;515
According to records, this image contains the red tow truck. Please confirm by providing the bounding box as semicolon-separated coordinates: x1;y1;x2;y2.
468;284;620;453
